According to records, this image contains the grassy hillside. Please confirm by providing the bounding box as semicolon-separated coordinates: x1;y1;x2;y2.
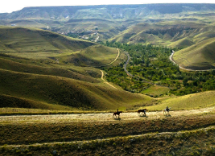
169;38;194;49
0;27;95;58
141;85;170;97
0;27;151;111
0;57;99;83
0;94;75;110
0;27;122;67
173;38;215;70
67;45;120;67
146;91;215;111
109;21;209;47
0;69;151;110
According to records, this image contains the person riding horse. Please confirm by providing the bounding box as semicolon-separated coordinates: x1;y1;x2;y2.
166;106;169;112
163;106;171;115
137;109;147;116
113;109;122;118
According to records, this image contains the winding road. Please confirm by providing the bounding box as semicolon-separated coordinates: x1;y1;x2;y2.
124;52;133;77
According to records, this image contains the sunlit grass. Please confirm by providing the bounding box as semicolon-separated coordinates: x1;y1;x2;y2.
141;85;170;97
146;91;215;111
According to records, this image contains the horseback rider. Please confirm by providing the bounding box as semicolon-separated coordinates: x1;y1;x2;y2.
113;109;122;118
143;109;146;115
166;106;169;112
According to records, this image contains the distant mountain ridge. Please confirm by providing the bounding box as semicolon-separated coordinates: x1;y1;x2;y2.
1;4;215;20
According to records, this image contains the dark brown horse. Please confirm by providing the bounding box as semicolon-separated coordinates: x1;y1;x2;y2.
113;110;122;118
137;109;148;116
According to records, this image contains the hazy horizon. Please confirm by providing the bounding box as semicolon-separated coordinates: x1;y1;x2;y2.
0;0;215;13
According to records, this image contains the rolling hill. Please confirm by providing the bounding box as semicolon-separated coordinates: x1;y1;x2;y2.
0;68;151;110
1;4;215;42
146;90;215;111
173;37;215;70
0;27;95;57
66;45;120;67
0;27;152;111
2;4;215;110
109;21;214;47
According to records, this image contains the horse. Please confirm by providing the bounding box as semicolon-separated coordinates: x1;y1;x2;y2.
137;109;148;116
113;110;122;118
163;107;171;115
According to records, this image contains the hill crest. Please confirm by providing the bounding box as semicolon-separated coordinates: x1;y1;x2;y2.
1;4;215;20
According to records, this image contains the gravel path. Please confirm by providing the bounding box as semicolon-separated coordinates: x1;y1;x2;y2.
1;106;214;124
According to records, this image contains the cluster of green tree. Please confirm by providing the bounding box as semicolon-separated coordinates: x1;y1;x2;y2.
105;65;150;92
103;42;215;96
67;33;79;38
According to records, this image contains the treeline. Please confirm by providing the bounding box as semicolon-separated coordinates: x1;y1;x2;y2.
103;42;215;96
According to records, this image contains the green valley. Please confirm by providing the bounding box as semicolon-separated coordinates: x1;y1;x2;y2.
1;3;215;156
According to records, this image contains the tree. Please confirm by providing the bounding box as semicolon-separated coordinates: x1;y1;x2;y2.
183;78;188;86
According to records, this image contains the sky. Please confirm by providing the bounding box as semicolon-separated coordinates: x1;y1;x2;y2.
0;0;215;13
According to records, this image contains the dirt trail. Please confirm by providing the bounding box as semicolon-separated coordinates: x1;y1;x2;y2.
1;106;215;124
109;48;120;65
100;70;117;89
99;48;120;89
